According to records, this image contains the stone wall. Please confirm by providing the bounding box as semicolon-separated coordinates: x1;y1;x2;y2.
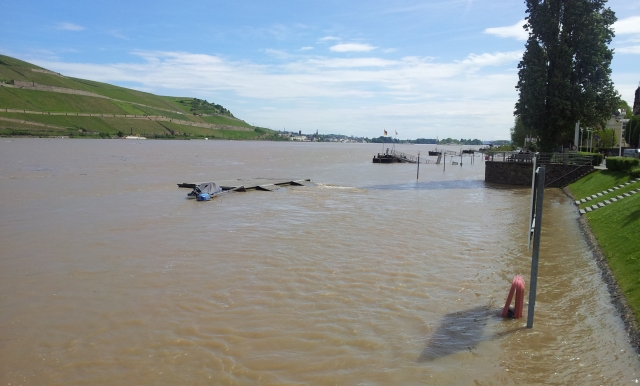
485;161;594;187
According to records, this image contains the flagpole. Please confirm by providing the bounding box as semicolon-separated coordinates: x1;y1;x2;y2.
383;130;388;154
393;130;397;153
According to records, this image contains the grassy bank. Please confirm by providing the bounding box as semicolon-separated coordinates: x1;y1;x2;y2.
568;170;640;322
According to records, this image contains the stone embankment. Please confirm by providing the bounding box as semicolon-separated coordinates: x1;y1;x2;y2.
485;160;594;188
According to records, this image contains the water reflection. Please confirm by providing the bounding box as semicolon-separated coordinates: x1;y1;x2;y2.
417;305;529;362
368;180;487;191
418;306;493;362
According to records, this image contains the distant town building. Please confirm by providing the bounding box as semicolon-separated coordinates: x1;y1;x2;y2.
604;112;628;148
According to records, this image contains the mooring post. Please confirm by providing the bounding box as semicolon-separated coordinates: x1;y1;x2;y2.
527;166;545;328
417;151;420;180
443;154;446;171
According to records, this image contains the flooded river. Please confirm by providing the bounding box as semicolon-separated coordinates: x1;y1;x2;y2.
0;139;638;385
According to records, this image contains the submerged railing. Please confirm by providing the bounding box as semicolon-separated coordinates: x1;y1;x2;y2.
486;152;594;166
389;150;436;164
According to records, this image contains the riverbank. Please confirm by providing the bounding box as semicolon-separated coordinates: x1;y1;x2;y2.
564;171;640;354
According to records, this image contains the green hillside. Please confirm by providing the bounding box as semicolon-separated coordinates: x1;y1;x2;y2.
0;54;272;139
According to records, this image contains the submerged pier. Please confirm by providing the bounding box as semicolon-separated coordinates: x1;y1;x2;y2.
178;179;312;192
373;150;435;164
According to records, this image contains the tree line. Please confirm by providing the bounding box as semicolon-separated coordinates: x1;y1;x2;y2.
514;0;619;152
369;136;483;145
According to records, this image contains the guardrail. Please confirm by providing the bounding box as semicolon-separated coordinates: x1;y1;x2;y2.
486;152;594;166
390;150;435;164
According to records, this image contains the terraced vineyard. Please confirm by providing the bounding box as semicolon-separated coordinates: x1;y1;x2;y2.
0;54;272;139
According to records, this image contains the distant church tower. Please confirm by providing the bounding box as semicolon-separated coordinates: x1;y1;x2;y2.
634;83;640;116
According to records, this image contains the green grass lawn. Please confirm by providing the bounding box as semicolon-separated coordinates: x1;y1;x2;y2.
576;181;640;210
201;115;253;128
568;170;640;322
160;121;261;140
568;170;632;200
585;194;640;320
0;120;70;137
0;111;265;139
0;87;129;114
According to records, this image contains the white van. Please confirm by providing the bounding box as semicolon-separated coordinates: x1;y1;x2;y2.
623;149;640;158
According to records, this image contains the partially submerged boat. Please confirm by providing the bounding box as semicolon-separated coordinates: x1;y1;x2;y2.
178;179;311;201
186;182;222;200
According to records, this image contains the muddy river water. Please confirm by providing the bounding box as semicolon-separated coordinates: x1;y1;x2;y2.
1;139;638;385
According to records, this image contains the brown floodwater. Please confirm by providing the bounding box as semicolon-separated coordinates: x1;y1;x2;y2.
0;139;638;385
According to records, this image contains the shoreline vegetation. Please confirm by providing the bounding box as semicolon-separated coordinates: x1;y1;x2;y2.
566;170;640;353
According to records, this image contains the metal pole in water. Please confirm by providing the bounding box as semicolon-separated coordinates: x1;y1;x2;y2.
527;166;545;329
527;153;539;251
417;151;420;180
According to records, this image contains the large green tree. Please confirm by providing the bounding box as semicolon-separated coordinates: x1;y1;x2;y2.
619;100;633;119
510;116;536;148
515;0;619;152
627;116;640;148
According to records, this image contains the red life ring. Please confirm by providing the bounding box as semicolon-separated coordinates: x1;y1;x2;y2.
502;275;525;318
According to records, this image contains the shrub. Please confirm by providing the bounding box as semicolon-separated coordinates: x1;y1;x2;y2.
606;156;640;171
579;152;602;166
631;167;640;178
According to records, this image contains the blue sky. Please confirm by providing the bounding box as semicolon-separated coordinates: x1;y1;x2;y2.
1;0;639;140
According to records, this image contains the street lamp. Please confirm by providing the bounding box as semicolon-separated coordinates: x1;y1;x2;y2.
585;128;590;153
618;109;626;156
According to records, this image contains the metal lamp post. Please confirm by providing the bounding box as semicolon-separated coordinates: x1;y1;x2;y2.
619;116;624;157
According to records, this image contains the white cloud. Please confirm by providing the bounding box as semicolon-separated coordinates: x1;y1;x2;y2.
55;22;85;31
613;16;640;54
318;36;341;42
613;16;640;35
294;57;397;68
32;49;521;139
457;51;523;67
108;30;130;40
264;49;291;59
300;46;314;51
618;46;640;54
330;43;377;52
484;19;527;41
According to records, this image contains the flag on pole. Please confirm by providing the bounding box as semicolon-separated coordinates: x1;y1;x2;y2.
384;130;387;135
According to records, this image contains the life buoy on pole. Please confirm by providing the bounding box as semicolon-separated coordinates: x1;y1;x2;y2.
502;275;525;319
